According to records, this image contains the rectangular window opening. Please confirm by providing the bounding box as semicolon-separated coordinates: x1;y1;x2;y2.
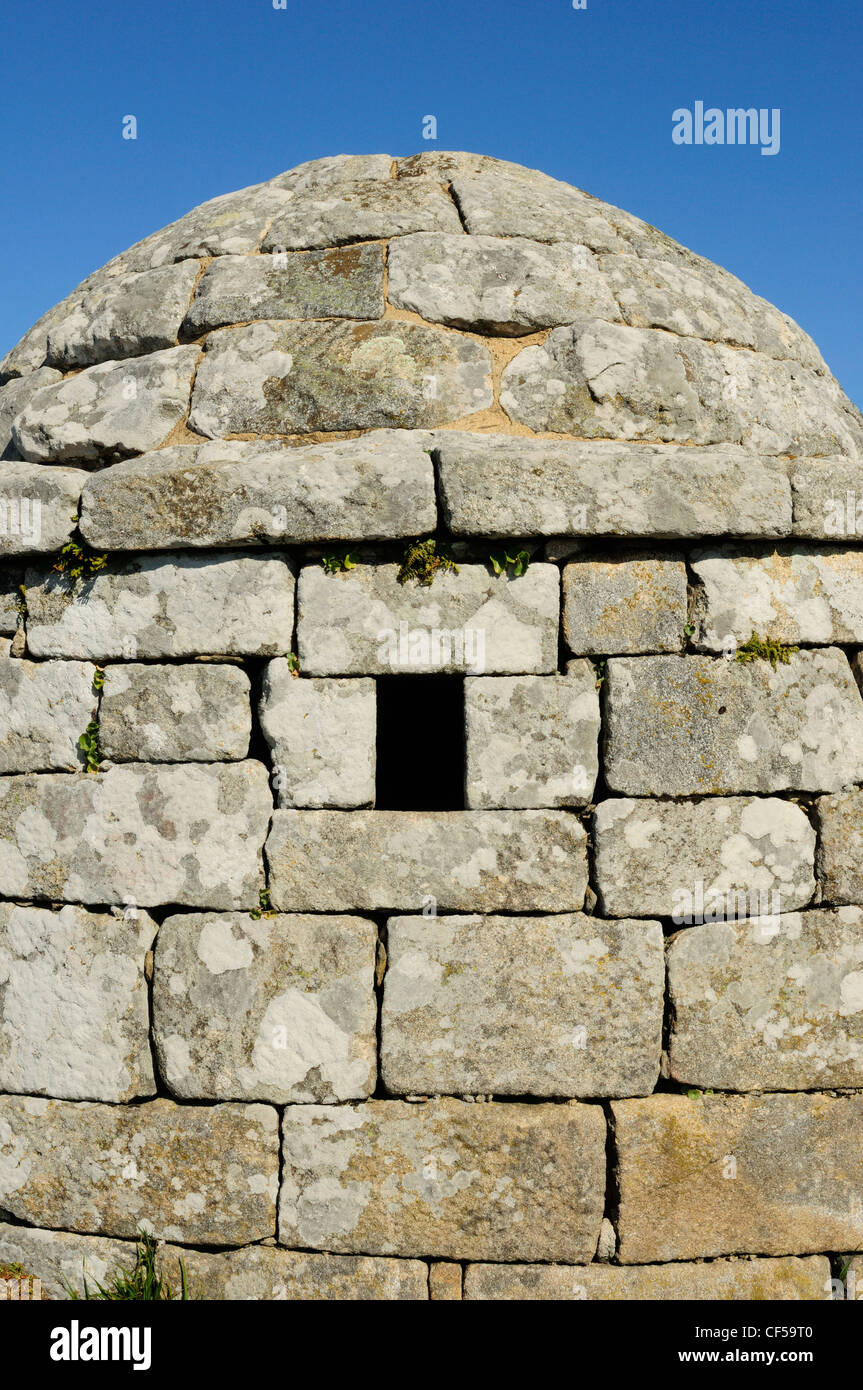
375;675;465;810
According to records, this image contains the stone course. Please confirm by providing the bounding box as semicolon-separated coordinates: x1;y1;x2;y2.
381;913;663;1096
2;151;862;1303
153;912;377;1103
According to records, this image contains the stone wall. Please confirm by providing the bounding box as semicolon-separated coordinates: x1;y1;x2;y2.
1;152;862;1300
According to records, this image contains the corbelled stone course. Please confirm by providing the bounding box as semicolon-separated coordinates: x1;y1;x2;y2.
464;670;600;807
25;551;295;659
0;656;97;771
188;320;492;437
604;649;863;795
266;809;588;912
12;345;200;463
99;662;251;762
667;907;863;1091
388;233;620;333
692;544;863;648
182;244;385;334
434;434;792;538
297;561;559;675
500;321;863;456
593;796;816;919
816;788;863;905
153;912;377;1103
464;1256;832;1301
259;666;375;807
613;1092;863;1262
78;432;436;550
0;903;156;1102
279;1098;606;1261
381;913;664;1096
0;1096;279;1244
0;367;62;459
45;261;200;368
0;460;87;555
0;761;270;908
261;176;463;250
563;555;687;655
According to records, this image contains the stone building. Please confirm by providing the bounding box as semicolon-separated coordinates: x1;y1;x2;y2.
0;152;862;1301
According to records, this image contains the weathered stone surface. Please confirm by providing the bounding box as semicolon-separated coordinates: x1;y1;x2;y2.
0;460;87;555
272;154;395;192
183;245;384;335
0;1223;145;1300
279;1098;605;1261
0;367;63;458
46;262;200;367
667;907;863;1091
816;788;863;905
601;253;822;366
161;1243;428;1300
79;433;436;550
153;912;376;1103
0;573;22;633
12;345;200;463
387;234;619;333
0;903;156;1102
262;177;463;250
0;292;87;385
692;544;863;648
563;555;687;655
464;670;599;808
0;655;97;771
790;456;863;539
0;761;270;908
434;433;791;539
500;321;863;457
266;810;588;913
450;169;637;253
259;666;375;807
0;1096;278;1244
25;551;294;659
188;321;492;437
91;181;294;272
464;1256;832;1301
604;650;863;795
429;1263;462;1299
593;796;816;919
297;561;559;675
381;913;664;1096
99;662;251;762
613;1092;863;1262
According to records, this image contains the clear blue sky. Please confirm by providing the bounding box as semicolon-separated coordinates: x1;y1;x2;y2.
4;0;861;404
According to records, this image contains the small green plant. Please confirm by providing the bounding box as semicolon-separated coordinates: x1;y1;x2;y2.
92;666;105;693
685;1087;715;1099
15;584;27;616
287;652;300;677
53;540;108;585
489;548;530;578
397;537;458;588
321;547;357;574
78;720;102;774
683;623;696;639
593;659;607;689
250;888;277;920
0;1261;27;1279
67;1230;189;1301
736;632;799;669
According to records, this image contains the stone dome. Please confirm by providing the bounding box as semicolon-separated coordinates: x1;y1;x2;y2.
1;154;863;1302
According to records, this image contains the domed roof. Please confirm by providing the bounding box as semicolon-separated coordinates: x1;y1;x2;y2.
2;151;861;466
